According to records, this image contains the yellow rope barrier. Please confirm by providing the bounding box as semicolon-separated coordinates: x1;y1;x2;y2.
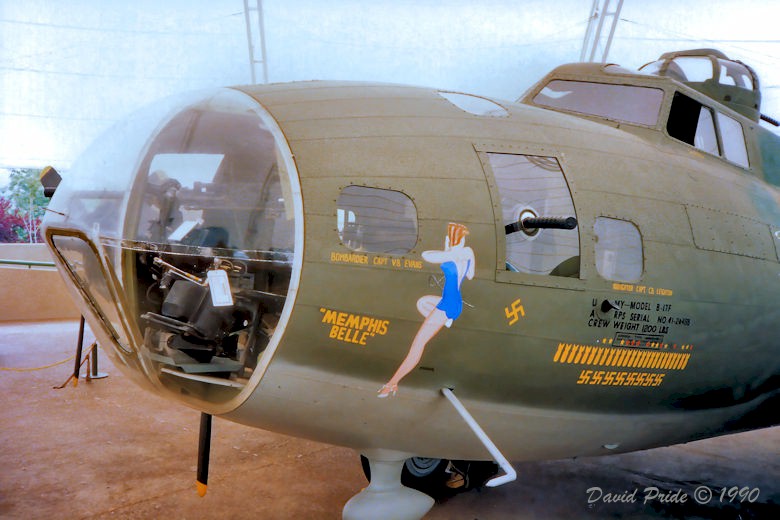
0;354;77;372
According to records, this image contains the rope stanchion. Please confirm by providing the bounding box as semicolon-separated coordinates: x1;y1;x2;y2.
0;354;76;372
1;316;108;387
53;316;108;388
54;342;100;389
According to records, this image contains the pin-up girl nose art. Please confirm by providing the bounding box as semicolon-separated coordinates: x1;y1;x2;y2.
378;223;475;398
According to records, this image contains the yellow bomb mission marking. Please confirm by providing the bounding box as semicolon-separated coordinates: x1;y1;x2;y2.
553;342;692;388
320;308;390;346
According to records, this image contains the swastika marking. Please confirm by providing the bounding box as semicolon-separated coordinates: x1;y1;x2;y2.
505;298;525;326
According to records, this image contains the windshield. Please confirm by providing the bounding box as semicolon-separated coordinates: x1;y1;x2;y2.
533;80;664;127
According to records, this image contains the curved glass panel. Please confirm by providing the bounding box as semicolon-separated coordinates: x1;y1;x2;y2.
718;59;754;90
671;57;714;83
439;92;509;117
123;90;297;402
642;57;754;91
50;234;133;354
604;65;644;75
43;89;301;407
639;60;664;76
45;94;196;238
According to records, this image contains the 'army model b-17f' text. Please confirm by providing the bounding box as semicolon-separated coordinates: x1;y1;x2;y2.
41;49;780;519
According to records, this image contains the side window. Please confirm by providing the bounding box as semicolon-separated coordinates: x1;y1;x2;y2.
336;186;418;254
594;217;643;282
694;109;719;155
487;153;580;277
667;92;719;155
717;112;749;168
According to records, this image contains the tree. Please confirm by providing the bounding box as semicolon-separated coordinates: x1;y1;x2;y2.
0;196;26;242
2;168;48;243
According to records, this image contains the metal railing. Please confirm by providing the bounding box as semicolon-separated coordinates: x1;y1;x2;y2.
0;258;56;269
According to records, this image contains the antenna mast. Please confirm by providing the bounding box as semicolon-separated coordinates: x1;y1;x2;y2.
580;0;625;63
243;0;269;84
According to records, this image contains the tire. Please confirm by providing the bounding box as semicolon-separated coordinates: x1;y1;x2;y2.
401;457;450;498
360;456;496;501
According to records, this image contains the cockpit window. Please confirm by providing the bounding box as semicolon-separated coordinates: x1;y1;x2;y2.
533;80;663;127
667;92;750;169
667;92;719;154
717;112;749;168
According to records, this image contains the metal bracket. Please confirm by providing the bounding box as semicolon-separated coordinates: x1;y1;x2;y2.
440;388;517;487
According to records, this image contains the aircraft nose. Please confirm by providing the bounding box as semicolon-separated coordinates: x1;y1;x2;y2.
43;88;303;412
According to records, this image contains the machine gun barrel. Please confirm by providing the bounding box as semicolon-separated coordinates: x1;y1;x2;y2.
505;216;578;235
761;113;780;127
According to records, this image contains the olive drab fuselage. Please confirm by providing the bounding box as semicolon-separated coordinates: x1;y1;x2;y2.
43;51;780;463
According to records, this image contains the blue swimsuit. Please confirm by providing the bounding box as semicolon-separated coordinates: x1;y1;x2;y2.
435;260;470;320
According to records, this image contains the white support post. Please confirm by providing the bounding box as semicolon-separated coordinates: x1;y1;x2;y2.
440;388;516;487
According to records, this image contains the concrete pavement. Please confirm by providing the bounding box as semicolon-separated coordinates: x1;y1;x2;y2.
1;321;777;519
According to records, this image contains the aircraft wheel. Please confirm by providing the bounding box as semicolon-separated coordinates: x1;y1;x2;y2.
361;456;497;500
401;457;450;496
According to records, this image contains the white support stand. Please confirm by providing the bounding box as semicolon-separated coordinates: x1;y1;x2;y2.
440;388;516;487
343;449;434;520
